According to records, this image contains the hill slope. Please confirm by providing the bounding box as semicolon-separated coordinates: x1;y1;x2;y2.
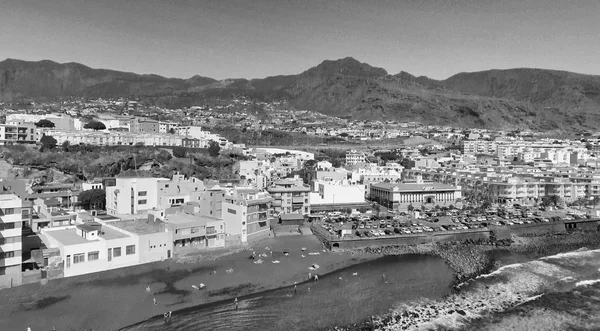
2;57;600;131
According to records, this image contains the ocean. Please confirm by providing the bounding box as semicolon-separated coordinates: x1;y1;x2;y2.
120;254;455;331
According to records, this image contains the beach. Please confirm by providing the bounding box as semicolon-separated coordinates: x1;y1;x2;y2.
0;235;375;331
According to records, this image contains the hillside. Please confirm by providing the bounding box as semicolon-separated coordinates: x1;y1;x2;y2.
2;57;600;131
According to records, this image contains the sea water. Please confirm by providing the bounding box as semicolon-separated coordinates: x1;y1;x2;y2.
121;255;455;331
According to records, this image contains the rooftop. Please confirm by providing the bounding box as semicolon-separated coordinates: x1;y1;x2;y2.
165;212;222;225
47;228;91;245
371;182;459;192
0;193;20;201
109;218;163;235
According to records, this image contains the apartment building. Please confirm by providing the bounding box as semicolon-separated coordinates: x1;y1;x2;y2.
6;113;80;131
138;119;160;133
346;150;367;165
222;188;273;243
106;175;206;216
462;140;498;156
267;180;311;215
0;194;23;288
47;130;183;147
161;206;226;251
0;123;37;145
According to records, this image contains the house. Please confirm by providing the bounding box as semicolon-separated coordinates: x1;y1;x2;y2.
267;180;311;215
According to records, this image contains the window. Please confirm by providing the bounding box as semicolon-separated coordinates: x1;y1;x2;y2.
88;251;99;261
2;208;14;215
138;199;147;205
138;191;147;196
227;208;237;214
73;253;85;264
0;251;15;259
0;222;15;231
113;247;122;257
126;245;135;255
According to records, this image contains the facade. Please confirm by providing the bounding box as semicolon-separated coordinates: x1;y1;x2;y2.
0;123;37;145
6;113;78;131
40;220;172;278
106;175;205;216
46;130;183;147
158;204;226;251
0;194;23;288
346;150;367;165
309;181;367;211
370;181;462;211
267;180;311;215
222;189;273;243
138;119;160;133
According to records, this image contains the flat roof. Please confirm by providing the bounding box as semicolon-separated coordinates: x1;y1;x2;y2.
280;214;304;221
165;213;222;225
371;182;458;192
109;219;163;235
267;186;311;193
47;229;91;245
100;226;129;240
0;193;19;201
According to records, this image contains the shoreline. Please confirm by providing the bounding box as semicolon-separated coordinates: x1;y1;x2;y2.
0;236;376;331
331;229;600;331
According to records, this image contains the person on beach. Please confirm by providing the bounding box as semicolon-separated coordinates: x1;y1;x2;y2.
308;287;311;292
234;297;239;309
26;327;31;331
308;272;312;280
153;298;157;306
314;274;319;282
146;286;151;293
294;282;297;294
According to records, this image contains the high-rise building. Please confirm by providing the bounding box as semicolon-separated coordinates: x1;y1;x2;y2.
0;194;23;288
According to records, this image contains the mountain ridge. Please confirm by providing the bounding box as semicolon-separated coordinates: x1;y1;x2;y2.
2;57;600;131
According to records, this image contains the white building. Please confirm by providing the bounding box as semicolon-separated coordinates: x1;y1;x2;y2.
0;194;23;288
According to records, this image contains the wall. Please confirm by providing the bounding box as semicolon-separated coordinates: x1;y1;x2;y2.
222;202;246;242
138;231;173;263
328;230;491;250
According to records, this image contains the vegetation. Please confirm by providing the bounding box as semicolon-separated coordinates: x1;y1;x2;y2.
84;121;107;131
35;119;55;128
40;135;57;150
209;125;345;146
172;146;188;158
78;189;106;210
208;141;220;157
0;144;239;182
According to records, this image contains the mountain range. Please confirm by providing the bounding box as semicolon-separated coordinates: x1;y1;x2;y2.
2;57;600;131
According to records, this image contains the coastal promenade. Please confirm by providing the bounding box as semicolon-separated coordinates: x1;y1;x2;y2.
312;218;599;250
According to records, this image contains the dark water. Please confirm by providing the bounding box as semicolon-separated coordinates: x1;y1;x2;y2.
121;255;454;331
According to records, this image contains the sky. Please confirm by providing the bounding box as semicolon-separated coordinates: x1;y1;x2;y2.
1;0;599;80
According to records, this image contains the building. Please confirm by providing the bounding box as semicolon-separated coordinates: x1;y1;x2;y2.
6;113;79;131
106;174;205;216
346;150;367;165
267;180;311;215
309;180;369;212
138;119;160;133
0;194;23;288
152;204;226;252
40;219;172;278
222;188;273;243
370;180;462;211
0;123;37;145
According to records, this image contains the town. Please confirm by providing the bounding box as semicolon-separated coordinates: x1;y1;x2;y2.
0;98;599;290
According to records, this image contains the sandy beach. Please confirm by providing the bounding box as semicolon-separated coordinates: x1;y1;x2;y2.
0;235;376;331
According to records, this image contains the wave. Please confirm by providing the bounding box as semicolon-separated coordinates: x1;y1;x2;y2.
377;247;600;331
575;279;600;287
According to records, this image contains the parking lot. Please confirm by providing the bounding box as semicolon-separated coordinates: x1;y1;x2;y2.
316;205;585;240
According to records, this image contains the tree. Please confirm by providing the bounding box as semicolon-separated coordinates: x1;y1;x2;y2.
78;189;106;210
168;128;176;134
62;140;70;151
40;135;57;150
172;146;187;158
208;140;221;157
407;204;414;212
35;119;55;128
84;121;107;131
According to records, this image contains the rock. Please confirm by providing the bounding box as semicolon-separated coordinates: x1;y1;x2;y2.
456;309;466;316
